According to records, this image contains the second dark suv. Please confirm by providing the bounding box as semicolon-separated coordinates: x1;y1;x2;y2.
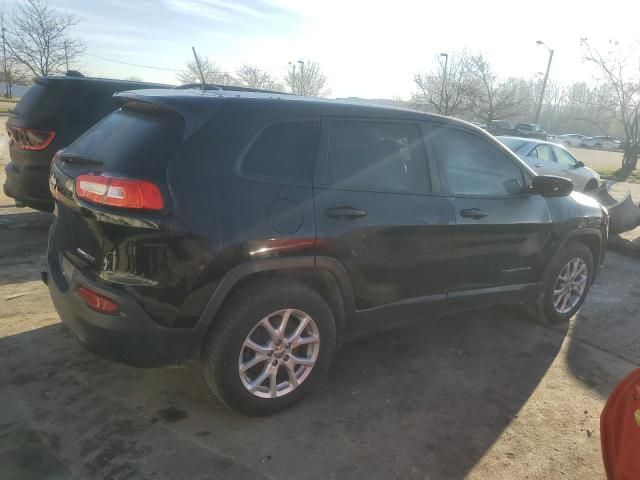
47;89;608;415
4;74;169;211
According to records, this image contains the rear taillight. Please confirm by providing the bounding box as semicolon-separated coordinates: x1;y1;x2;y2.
76;287;120;314
7;126;56;151
75;174;164;210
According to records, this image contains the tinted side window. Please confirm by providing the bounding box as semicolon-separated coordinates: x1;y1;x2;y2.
432;127;524;196
241;121;320;183
327;121;430;193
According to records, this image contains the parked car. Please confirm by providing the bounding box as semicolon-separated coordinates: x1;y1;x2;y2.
3;73;169;212
580;136;623;151
514;123;547;140
498;136;600;192
487;119;516;136
46;89;608;415
554;134;587;147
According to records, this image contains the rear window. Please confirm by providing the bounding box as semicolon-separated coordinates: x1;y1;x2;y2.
239;121;320;184
497;137;528;152
63;106;184;175
11;83;70;124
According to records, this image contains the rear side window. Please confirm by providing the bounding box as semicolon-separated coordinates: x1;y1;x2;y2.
432;127;524;197
532;144;554;161
240;121;320;183
326;121;430;193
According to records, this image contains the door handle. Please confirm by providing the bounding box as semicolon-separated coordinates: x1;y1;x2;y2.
460;208;487;220
534;163;542;168
325;206;367;220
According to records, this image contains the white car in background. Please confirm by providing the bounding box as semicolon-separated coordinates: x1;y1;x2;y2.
580;136;623;150
554;134;587;147
498;136;601;192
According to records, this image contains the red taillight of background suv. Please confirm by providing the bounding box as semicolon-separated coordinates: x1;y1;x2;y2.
74;174;164;210
7;126;56;151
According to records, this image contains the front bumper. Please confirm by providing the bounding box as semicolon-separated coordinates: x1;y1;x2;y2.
47;242;202;368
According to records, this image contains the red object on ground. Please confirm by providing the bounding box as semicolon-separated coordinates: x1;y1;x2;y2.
601;368;640;479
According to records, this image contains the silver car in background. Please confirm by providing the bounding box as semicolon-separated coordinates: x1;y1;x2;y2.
498;136;600;192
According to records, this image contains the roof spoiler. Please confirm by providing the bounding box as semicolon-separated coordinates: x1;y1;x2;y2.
114;89;226;140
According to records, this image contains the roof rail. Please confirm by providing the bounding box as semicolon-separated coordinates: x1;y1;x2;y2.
174;83;289;95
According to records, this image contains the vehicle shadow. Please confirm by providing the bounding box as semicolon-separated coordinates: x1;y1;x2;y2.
560;251;640;398
0;307;567;480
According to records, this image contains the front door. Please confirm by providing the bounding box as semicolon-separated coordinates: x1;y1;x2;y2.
313;119;455;322
428;126;553;304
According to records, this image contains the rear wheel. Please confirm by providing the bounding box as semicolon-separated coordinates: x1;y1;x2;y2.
201;278;336;416
523;241;594;324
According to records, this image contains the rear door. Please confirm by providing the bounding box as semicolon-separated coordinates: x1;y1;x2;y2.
313;118;455;315
428;125;553;303
526;143;561;176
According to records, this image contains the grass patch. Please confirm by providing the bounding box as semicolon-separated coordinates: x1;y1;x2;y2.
595;167;640;183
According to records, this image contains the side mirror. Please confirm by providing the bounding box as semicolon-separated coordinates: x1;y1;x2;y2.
531;175;573;197
575;160;585;168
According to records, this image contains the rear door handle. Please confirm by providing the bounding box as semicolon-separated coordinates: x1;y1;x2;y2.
325;206;367;220
534;163;542;168
460;208;487;219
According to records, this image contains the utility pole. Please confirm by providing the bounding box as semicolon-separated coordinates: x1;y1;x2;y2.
535;41;554;124
64;40;69;72
439;53;448;114
2;26;9;98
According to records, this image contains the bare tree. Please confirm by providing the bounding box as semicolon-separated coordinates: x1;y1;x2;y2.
123;75;143;82
3;0;85;77
1;13;29;98
582;39;640;171
285;61;328;97
413;51;476;116
468;55;527;123
236;64;281;90
177;56;229;85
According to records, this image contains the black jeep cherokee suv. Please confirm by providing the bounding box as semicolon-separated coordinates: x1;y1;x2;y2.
4;74;168;212
47;89;608;415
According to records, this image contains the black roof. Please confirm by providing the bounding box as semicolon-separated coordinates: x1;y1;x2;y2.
115;88;475;138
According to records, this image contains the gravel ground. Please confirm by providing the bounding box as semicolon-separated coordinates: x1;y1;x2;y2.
1;116;640;479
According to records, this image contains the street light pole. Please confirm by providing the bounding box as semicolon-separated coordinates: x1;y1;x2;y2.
535;41;554;124
439;53;448;114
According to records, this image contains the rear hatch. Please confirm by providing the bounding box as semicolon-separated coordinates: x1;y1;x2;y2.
49;99;187;280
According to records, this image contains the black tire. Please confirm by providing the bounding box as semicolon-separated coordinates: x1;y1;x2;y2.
584;180;598;193
201;277;336;416
523;241;594;324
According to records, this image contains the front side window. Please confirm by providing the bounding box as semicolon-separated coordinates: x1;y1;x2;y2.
241;121;320;183
553;146;578;167
326;121;430;193
432;127;525;196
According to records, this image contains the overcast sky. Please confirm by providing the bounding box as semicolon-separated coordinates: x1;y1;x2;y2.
2;0;640;98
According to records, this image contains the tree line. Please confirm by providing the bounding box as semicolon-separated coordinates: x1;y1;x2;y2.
411;45;640;170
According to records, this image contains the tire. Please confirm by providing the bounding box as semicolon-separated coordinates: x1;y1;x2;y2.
523;241;594;324
584;180;598;193
201;277;336;416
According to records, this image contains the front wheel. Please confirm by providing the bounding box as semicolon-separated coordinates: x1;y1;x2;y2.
523;241;594;324
201;278;336;416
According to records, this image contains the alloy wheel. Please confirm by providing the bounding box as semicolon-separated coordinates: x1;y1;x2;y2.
238;309;320;399
553;258;588;314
